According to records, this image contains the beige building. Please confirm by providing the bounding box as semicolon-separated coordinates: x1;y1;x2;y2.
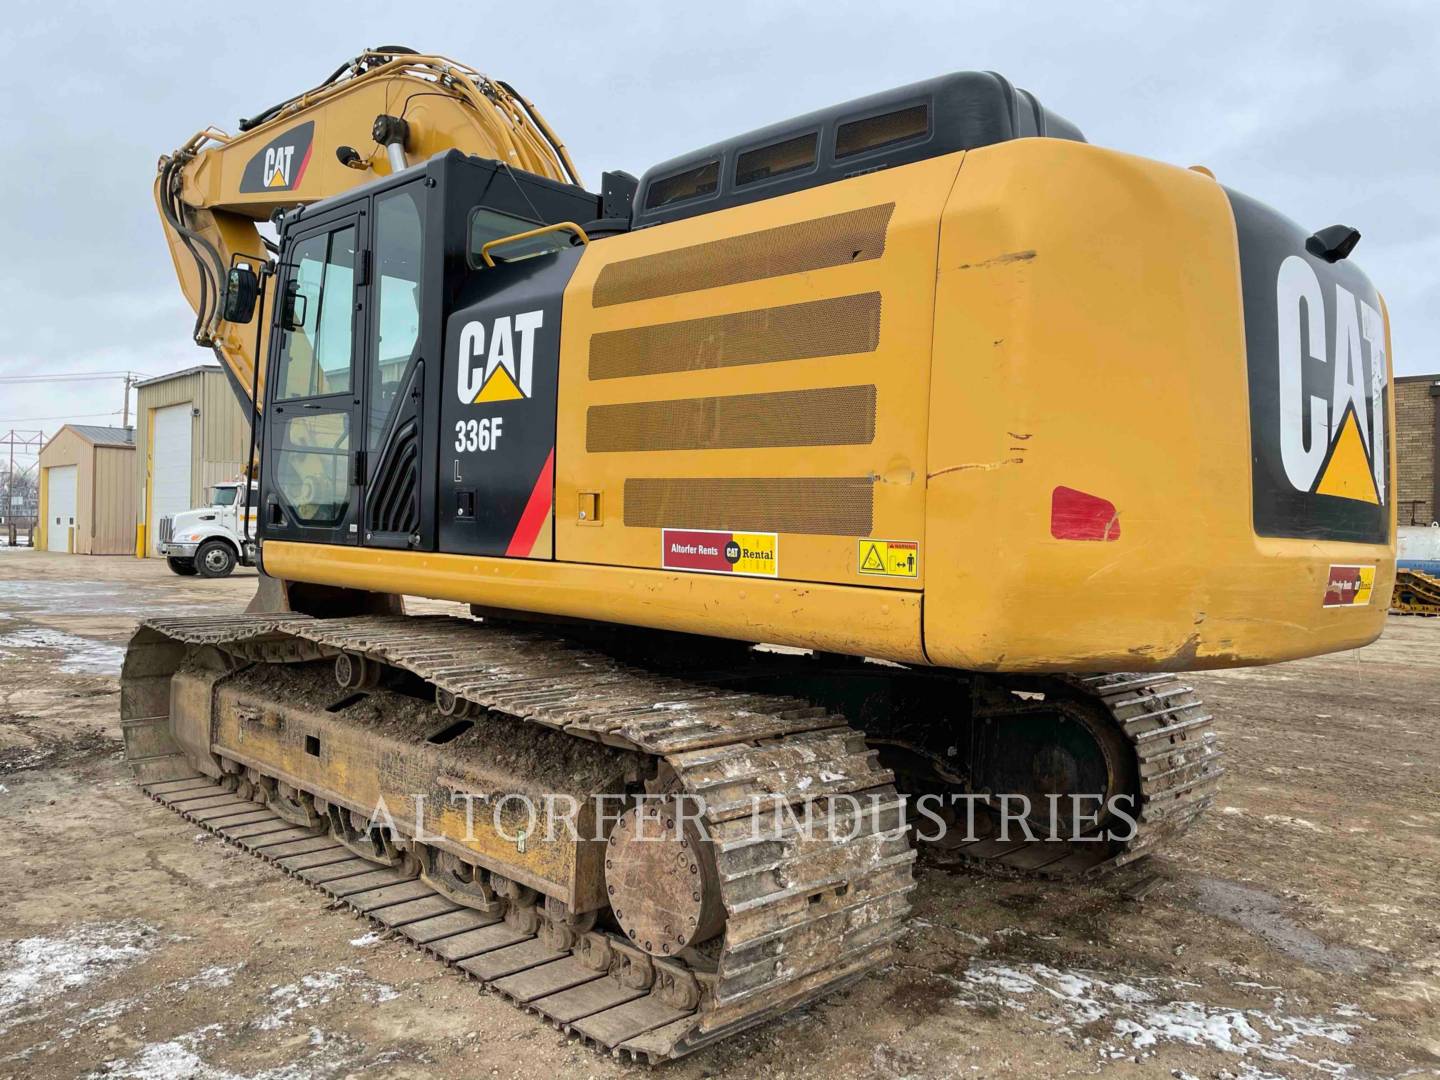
37;425;137;554
134;365;252;556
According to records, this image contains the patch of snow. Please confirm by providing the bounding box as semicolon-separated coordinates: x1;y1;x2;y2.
173;964;241;992
949;960;1364;1076
256;967;397;1031
0;921;155;1033
0;627;125;675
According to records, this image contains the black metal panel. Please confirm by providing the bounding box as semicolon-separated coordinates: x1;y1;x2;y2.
437;247;583;556
364;359;424;544
1228;188;1389;543
633;71;1084;229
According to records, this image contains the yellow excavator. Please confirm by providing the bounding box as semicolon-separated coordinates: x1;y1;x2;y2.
125;47;1397;1060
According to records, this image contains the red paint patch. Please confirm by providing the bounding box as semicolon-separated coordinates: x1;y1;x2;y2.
504;450;554;557
1051;486;1121;541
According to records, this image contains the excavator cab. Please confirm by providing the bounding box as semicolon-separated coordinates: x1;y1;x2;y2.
254;151;598;553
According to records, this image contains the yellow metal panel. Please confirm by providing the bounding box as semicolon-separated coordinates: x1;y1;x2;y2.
922;139;1394;672
555;156;964;591
262;540;925;664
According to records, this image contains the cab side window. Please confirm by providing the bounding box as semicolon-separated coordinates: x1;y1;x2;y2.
367;189;424;451
274;227;357;400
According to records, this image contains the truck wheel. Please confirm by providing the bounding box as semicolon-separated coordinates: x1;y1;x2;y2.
195;540;237;579
166;557;198;576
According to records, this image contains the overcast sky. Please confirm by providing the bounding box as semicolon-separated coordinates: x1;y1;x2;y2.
1;0;1435;468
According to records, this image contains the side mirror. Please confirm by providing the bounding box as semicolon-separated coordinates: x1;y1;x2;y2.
281;279;308;331
223;265;260;323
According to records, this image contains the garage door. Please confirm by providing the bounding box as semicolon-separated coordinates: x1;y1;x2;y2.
46;465;78;553
150;403;193;554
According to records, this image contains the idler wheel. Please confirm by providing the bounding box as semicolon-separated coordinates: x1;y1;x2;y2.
605;798;723;957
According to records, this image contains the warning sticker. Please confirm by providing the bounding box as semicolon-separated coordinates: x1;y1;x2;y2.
663;529;778;577
1322;564;1375;608
858;539;919;578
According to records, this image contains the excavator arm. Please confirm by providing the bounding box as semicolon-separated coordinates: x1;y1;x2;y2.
155;46;579;412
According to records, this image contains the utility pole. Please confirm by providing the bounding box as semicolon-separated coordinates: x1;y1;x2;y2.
122;373;139;428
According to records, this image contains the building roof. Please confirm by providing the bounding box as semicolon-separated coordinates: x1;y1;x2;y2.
70;424;136;447
1395;372;1440;383
135;364;223;389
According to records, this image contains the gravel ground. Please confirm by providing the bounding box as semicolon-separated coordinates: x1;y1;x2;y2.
0;549;1436;1079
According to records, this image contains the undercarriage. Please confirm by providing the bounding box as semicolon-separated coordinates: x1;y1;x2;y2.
122;612;1221;1061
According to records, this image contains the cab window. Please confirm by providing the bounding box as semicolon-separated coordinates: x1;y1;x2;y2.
274;226;357;400
369;188;425;451
466;208;570;267
211;487;238;507
273;412;351;527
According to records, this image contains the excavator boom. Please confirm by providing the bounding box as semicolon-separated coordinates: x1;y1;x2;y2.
156;47;577;411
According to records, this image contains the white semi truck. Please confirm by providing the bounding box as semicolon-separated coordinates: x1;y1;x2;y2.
157;480;258;578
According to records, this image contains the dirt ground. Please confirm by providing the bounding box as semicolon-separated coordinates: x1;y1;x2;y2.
0;546;1436;1079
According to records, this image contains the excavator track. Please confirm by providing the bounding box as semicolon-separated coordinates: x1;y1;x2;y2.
1391;568;1440;616
121;612;1220;1059
930;673;1223;878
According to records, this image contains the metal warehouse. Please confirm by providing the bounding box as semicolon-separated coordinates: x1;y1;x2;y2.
36;424;137;554
133;365;251;557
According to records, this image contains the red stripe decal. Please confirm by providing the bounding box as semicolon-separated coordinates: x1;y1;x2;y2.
293;140;314;188
505;450;555;557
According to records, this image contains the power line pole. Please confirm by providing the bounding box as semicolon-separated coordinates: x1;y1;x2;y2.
122;374;139;428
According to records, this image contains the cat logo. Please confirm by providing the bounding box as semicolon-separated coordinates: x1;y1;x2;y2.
238;121;315;194
456;310;545;404
263;146;297;188
1275;254;1387;506
1231;185;1391;546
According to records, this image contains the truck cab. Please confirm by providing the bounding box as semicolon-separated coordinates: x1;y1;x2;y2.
158;480;258;577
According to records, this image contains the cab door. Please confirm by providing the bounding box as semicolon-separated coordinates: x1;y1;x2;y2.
358;181;430;549
262;212;367;545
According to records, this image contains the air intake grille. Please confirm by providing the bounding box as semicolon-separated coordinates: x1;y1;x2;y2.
623;477;874;536
589;293;882;380
588;385;876;453
593;203;895;307
366;419;420;537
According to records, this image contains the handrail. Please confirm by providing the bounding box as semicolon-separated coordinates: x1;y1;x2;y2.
479;221;590;267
